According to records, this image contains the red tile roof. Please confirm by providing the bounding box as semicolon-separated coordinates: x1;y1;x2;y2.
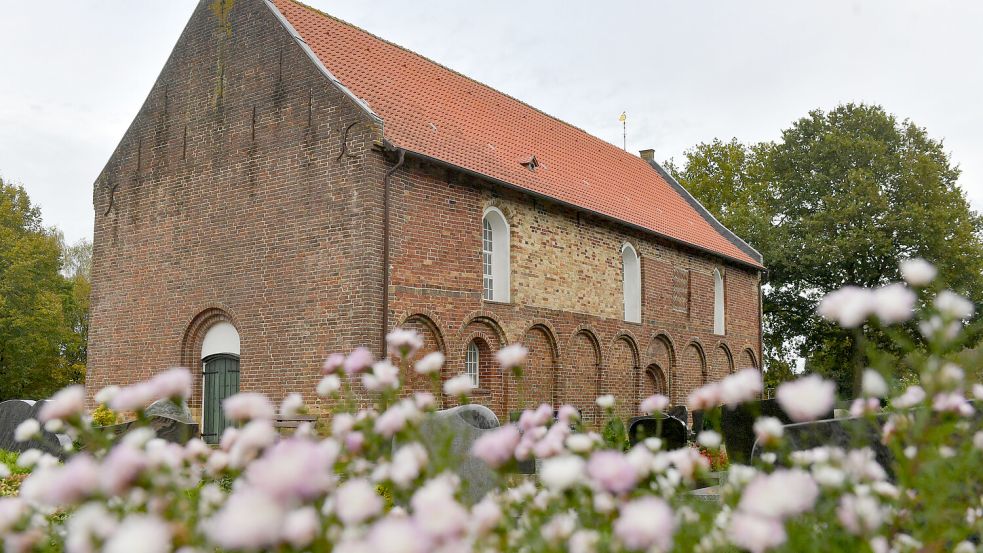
269;0;763;268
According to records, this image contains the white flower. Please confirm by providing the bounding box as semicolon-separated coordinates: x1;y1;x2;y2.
16;449;42;468
687;382;722;411
14;419;40;443
386;328;424;358
336;479;383;525
283;507;320;548
204;489;285;550
104;514;170;553
280;393;304;417
837;494;884;535
935;290;975;319
94;385;120;405
595;395;615;409
223;393;275;421
411;476;468;540
720;368;763;406
565;433;594;453
900;258;936;286
317;375;342;397
495;344;528;369
639;394;670;414
414;352;445;375
443;374;474;397
752;417;784;446
540;455;586;492
862;369;888;398
776;375;836;422
391;443;428;488
39;385;85;422
727;512;787;553
812;465;846;488
470;496;502;537
613;497;675;552
698;431;722;449
817;286;875;328
892;385;926;409
872;283;916;324
738;469;818;519
569;530;600;553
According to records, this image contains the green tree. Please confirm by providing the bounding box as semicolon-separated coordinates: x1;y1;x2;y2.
667;104;983;396
0;177;87;399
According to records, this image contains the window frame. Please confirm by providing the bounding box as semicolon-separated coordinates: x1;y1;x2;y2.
481;207;511;303
713;268;726;335
465;340;481;388
621;242;642;323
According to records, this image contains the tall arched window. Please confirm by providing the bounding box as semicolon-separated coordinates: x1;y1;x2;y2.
201;322;240;444
622;243;641;323
482;207;510;303
465;340;480;387
713;268;725;335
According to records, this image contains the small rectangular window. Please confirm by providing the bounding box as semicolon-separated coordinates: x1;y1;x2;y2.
482;219;494;301
466;342;480;387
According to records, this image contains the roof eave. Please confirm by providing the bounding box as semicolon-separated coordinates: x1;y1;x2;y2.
386;142;765;272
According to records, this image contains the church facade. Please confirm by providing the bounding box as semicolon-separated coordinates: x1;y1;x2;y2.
87;0;764;439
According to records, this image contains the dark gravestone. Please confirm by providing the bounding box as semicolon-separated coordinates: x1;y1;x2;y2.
627;415;688;450
720;399;797;465
751;414;893;476
667;406;688;425
420;405;501;503
0;400;71;457
98;416;199;445
508;411;537;475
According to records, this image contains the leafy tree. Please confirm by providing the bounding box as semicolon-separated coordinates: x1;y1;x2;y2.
0;177;87;399
667;104;983;396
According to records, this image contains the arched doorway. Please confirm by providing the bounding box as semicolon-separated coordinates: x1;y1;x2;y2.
201;322;240;444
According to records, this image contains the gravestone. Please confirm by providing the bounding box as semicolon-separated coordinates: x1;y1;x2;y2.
419;404;501;503
97;416;199;445
751;414;893;476
0;399;71;457
627;415;688;450
146;399;195;424
667;405;688;425
720;398;797;465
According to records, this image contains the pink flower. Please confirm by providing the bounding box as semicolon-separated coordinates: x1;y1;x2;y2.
100;444;147;496
283;507;320;548
223;392;275;422
738;469;818;519
204;489;285;550
752;417;784;446
893;385;926;409
614;497;675;551
391;443;428;488
540;455;586;492
375;404;409;438
932;392;974;416
900;258;936;286
344;347;376;375
414;352;445;375
280;393;304;418
21;455;99;507
411;477;468;540
687;382;722;411
817;286;875;328
935;290;975;319
443;374;474;397
39;385;85;422
776;375;836;422
495;344;528;369
104;514;170;553
322;353;345;375
0;498;26;535
727;512;787;553
345;431;365;454
837;494;884;535
587;451;638;495
557;404;580;425
150;367;192;400
368;517;430;553
245;439;336;502
108;382;159;412
386;328;424;359
640;394;669;414
472;425;520;468
336;479;383;525
227;420;276;468
470;496;502;537
872;283;915;325
720;368;763;406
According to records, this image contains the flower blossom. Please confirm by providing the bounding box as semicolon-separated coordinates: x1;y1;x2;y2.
472;425;520;468
411;476;469;540
335;479;383;525
738;469;819;519
614;497;675;551
817;286;875;328
14;419;40;443
776;375;836;422
727;512;787;553
540;455;586;492
283;507;320;548
687;382;722;411
391;443;428;488
935;290;974;319
414;352;445;375
280;393;304;417
443;374;474;397
871;283;916;325
368;517;430;553
720;368;763;406
862;369;888;398
595;395;615;409
104;514;171;553
322;353;345;375
223;392;275;422
753;417;784;446
317;374;342;397
39;385;85;423
640;394;669;414
900;258;936;286
837;494;884;535
245;439;336;502
363;360;400;392
344;347;375;375
587;450;638;495
204;489;285;550
892;385;925;409
495;344;528;369
386;328;424;359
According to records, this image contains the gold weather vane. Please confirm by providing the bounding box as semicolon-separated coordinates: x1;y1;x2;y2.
619;111;627;151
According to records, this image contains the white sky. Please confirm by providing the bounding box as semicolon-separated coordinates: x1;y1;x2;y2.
1;0;981;245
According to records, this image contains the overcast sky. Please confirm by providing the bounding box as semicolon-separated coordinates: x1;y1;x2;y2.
1;0;981;245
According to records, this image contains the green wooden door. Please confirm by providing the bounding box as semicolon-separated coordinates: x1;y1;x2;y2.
202;354;240;444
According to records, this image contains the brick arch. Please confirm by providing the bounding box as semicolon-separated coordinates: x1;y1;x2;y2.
562;327;603;425
642;364;669;397
512;323;560;414
713;342;735;379
180;306;241;414
740;347;759;370
646;331;676;402
681;340;708;405
457;314;508;417
605;333;640;420
457;311;509;346
397;313;447;396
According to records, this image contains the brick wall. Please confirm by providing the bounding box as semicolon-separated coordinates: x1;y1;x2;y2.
387;157;762;423
87;0;386;419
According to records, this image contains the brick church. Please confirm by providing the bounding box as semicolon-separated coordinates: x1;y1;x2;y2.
87;0;764;440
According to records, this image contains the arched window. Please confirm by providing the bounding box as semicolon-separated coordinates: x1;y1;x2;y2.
201;322;240;444
482;207;510;303
465;340;480;387
622;243;641;323
713;268;725;335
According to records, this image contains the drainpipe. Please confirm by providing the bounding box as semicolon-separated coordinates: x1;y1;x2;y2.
381;147;405;354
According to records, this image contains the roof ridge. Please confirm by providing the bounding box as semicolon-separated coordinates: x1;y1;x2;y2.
283;0;637;162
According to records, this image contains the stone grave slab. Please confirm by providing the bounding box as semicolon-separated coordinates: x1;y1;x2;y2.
419;404;501;504
627;415;688;450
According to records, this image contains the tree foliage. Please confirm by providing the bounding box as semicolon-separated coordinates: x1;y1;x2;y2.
667;104;983;396
0;176;89;399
